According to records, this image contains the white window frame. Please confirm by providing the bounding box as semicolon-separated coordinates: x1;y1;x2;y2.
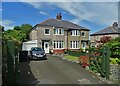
53;41;64;49
70;30;79;36
44;28;50;35
53;28;64;35
70;41;79;49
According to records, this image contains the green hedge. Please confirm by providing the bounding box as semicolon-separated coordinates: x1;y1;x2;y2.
66;50;86;57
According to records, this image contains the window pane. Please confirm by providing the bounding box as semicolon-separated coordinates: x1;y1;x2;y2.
77;41;79;48
74;30;77;36
59;29;61;34
82;32;85;36
77;30;79;35
59;41;61;48
76;41;79;48
73;30;75;36
53;41;55;48
73;41;75;48
70;31;72;35
70;41;72;48
62;29;64;34
61;41;63;48
57;41;59;48
57;29;59;34
75;41;77;48
54;29;56;34
45;29;49;34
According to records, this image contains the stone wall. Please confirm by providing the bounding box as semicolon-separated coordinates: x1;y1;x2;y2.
110;64;120;83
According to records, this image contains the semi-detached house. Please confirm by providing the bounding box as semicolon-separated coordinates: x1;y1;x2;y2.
29;13;90;53
90;22;120;47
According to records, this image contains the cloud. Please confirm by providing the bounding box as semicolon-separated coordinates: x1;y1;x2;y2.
21;1;118;33
24;2;118;27
8;0;120;2
54;2;118;26
39;11;49;15
24;2;42;9
0;19;15;30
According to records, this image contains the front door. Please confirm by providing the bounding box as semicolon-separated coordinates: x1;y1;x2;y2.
44;42;49;53
82;42;86;49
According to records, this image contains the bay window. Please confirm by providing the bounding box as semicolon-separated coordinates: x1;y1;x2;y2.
70;41;79;49
70;30;79;36
53;41;64;49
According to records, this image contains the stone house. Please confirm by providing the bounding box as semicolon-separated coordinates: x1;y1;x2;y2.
29;13;90;53
90;22;120;47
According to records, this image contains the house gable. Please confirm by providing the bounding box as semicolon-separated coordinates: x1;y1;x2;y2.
90;22;120;36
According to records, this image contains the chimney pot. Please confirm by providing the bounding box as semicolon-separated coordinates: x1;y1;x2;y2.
56;13;62;20
113;22;118;27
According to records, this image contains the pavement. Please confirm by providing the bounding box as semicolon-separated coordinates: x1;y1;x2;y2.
17;54;108;85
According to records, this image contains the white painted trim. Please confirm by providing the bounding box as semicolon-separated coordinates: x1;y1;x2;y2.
44;42;49;53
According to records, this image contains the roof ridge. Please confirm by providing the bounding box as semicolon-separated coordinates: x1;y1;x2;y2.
39;18;53;25
110;26;117;32
34;18;89;31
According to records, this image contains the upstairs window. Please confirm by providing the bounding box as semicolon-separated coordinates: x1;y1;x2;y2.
70;30;79;36
81;32;85;37
44;29;50;35
54;28;64;35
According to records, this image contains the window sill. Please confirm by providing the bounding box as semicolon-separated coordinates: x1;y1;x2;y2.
53;34;64;35
44;34;50;35
53;48;64;50
70;48;80;49
70;35;80;36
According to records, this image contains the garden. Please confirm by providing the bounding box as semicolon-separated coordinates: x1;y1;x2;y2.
63;49;89;66
63;36;120;83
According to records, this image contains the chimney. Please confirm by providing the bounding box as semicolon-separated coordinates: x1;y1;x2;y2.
56;13;62;20
113;22;118;27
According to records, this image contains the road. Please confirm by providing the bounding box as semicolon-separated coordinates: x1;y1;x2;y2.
17;55;106;84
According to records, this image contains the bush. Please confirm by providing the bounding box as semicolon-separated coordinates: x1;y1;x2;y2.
67;50;86;57
110;58;120;64
64;50;68;54
105;37;120;65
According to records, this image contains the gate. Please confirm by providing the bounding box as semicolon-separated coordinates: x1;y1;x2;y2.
2;40;20;85
89;46;110;79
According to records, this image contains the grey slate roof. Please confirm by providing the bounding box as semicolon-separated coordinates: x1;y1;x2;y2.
36;18;89;31
90;26;120;36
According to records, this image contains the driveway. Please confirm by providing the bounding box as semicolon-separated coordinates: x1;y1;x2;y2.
17;55;106;84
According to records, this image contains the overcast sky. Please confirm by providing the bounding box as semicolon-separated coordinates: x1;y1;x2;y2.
1;0;119;34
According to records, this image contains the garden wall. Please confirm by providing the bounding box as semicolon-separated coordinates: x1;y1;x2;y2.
110;64;120;82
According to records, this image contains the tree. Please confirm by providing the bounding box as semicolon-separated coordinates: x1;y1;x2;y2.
0;25;4;32
105;37;120;64
3;24;33;43
99;36;112;43
21;24;32;34
13;26;21;30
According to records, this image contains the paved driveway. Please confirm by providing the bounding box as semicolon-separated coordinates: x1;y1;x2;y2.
17;55;106;84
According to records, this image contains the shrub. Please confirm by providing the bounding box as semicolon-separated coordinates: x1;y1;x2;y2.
105;37;120;65
64;50;68;54
110;58;120;64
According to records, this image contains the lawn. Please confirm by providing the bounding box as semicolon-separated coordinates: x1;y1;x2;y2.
63;50;86;62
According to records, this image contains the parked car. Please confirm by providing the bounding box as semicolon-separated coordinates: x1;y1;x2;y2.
29;47;47;60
